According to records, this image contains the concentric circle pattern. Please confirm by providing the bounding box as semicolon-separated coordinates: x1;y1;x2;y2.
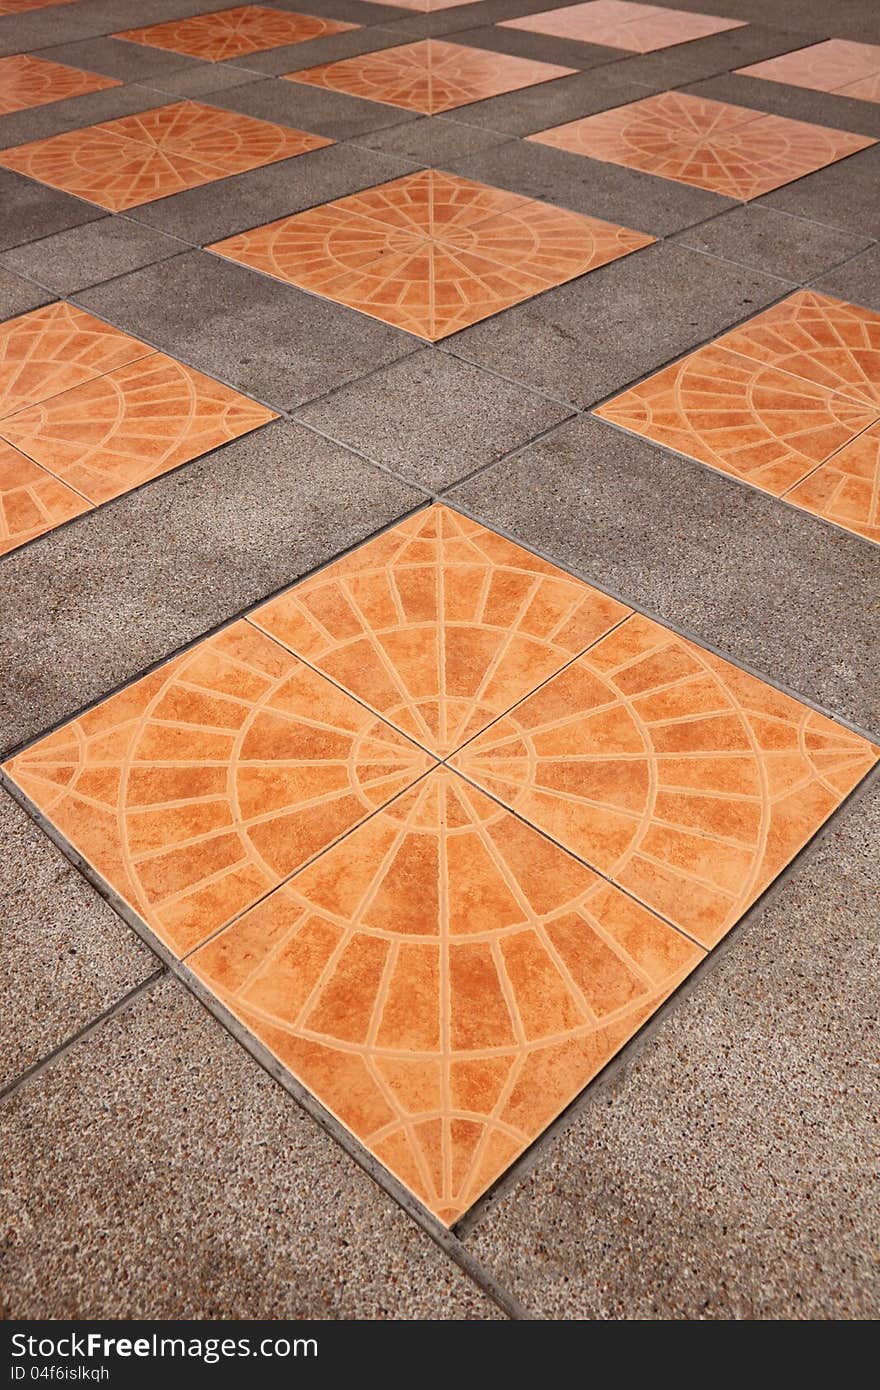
0;54;119;116
208;168;654;340
528;91;876;199
452;613;878;947
0;439;89;555
116;6;357;62
737;38;880;102
5;622;433;955
190;766;704;1224
251;503;631;755
0;302;150;420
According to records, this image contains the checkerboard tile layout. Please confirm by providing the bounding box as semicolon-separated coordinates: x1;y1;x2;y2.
0;100;332;212
0;55;120;117
738;40;880;104
0;302;276;556
285;40;576;115
6;505;877;1223
502;1;745;52
594;291;880;544
528;92;876;200
115;6;359;62
208;168;654;340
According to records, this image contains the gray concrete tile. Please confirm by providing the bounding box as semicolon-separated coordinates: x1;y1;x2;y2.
445;23;627;70
270;0;407;23
295;349;573;489
0;789;157;1092
76;250;416;409
236;26;406;77
0;170;103;253
671;205;873;283
659;0;873;43
464;777;880;1320
0;976;502;1318
373;0;563;41
758;144;880;238
128;143;420;245
598;25;824;88
0;268;52;320
682;73;880;140
140;61;264;99
449;415;880;735
351;113;512;164
443;138;734;237
443;67;662;136
812;243;880;311
447;242;790;409
0;8;111;60
0;217;183;295
0;84;167;152
0;420;425;753
207;73;419;140
36;37;203;83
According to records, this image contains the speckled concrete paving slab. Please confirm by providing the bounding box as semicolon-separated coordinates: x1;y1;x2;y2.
0;975;503;1318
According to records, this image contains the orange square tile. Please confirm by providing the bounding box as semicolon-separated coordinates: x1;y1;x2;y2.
116;6;358;63
0;352;278;505
452;614;878;949
528;91;876;199
784;424;880;544
716;290;880;411
0;439;90;555
502;1;744;51
249;504;631;756
189;764;705;1224
0;0;77;12
737;39;880;101
0;100;330;211
0;55;120;116
3;623;434;956
208;168;653;340
286;39;576;115
593;341;876;495
0;301;151;421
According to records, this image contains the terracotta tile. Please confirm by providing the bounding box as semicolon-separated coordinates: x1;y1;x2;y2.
189;765;704;1223
287;39;575;115
0;0;76;11
836;72;880;103
452;614;878;948
784;424;880;544
0;101;330;211
716;291;880;411
737;39;880;100
208;168;652;340
0;353;277;505
250;504;630;756
502;2;744;52
116;6;358;63
594;341;875;495
0;55;119;116
373;0;484;9
95;100;331;175
528;91;876;199
0;438;90;556
3;622;433;956
0;301;151;421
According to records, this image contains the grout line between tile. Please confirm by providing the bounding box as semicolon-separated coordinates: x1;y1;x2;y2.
0;966;167;1103
453;752;880;1237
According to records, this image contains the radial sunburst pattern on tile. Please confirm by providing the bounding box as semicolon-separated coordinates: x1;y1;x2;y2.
502;1;745;52
0;55;119;116
116;6;358;62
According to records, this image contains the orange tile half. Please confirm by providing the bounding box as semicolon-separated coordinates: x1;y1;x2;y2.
208;168;654;340
0;0;77;11
451;613;878;948
3;622;434;955
0;55;119;116
0;439;89;555
189;764;705;1223
502;1;745;52
286;39;576;115
250;504;631;756
737;39;880;103
528;91;876;199
116;6;358;62
593;341;876;496
785;425;880;544
0;100;331;211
